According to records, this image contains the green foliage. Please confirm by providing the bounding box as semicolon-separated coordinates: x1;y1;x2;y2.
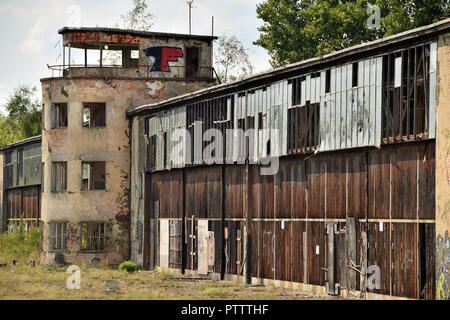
118;260;139;273
215;34;254;83
0;221;41;264
120;0;154;31
254;0;450;67
0;84;41;147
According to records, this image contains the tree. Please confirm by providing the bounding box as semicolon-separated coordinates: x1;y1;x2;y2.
120;0;154;31
254;0;450;67
215;34;254;83
104;0;155;65
0;85;41;146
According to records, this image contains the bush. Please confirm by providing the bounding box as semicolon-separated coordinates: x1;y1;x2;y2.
0;222;41;265
118;261;139;273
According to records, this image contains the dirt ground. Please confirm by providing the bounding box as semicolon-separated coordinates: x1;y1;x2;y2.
0;265;346;300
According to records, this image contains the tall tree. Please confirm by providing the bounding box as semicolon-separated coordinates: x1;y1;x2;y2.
215;34;254;83
104;0;154;65
0;85;41;146
120;0;154;31
255;0;449;67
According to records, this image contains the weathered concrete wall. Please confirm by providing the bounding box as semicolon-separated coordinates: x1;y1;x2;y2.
41;77;211;266
435;32;450;300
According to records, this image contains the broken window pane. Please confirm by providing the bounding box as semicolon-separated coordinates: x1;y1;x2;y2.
83;103;106;127
81;161;106;191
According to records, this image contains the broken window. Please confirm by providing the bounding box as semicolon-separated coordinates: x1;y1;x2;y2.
287;101;320;153
185;47;199;78
52;103;68;128
16;148;23;184
80;222;105;252
49;222;67;250
51;162;67;192
147;134;157;171
81;161;106;191
3;151;13;188
352;62;358;87
83;103;106;127
381;44;431;141
325;69;331;93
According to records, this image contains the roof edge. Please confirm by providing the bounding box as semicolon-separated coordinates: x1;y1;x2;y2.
127;18;450;117
0;135;42;151
58;26;218;40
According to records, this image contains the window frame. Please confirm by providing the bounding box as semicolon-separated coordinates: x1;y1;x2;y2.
82;103;106;128
51;161;67;193
80;222;106;252
48;221;67;251
81;161;106;191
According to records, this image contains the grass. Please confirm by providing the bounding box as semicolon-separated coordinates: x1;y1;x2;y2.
0;265;342;300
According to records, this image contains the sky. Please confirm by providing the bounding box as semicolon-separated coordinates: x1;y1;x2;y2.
0;0;272;115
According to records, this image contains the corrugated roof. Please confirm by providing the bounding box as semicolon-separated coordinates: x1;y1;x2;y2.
58;26;218;41
127;18;450;117
0;135;42;151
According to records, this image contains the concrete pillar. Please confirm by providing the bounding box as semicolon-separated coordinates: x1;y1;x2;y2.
435;32;450;300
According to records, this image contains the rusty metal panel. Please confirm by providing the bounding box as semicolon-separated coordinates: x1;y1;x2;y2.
308;155;325;218
391;222;418;298
367;222;391;295
291;221;306;283
368;148;391;219
307;221;326;286
418;141;435;220
391;144;417;220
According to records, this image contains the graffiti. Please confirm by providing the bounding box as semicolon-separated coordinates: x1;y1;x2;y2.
437;231;450;299
401;250;414;270
70;32;100;43
143;46;183;72
68;32;140;44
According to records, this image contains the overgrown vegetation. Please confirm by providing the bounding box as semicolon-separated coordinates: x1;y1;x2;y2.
119;261;139;273
0;221;41;265
0;266;343;300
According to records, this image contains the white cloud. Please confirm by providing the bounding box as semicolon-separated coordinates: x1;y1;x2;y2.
21;17;47;53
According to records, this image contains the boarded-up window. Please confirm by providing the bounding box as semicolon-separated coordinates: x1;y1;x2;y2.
83;103;106;127
80;222;105;251
51;162;67;192
52;103;68;128
49;222;67;250
81;161;106;191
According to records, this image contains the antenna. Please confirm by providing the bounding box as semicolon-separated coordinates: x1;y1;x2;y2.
187;0;195;34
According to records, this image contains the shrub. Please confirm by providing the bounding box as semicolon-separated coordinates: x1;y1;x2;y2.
0;221;41;264
118;261;139;273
